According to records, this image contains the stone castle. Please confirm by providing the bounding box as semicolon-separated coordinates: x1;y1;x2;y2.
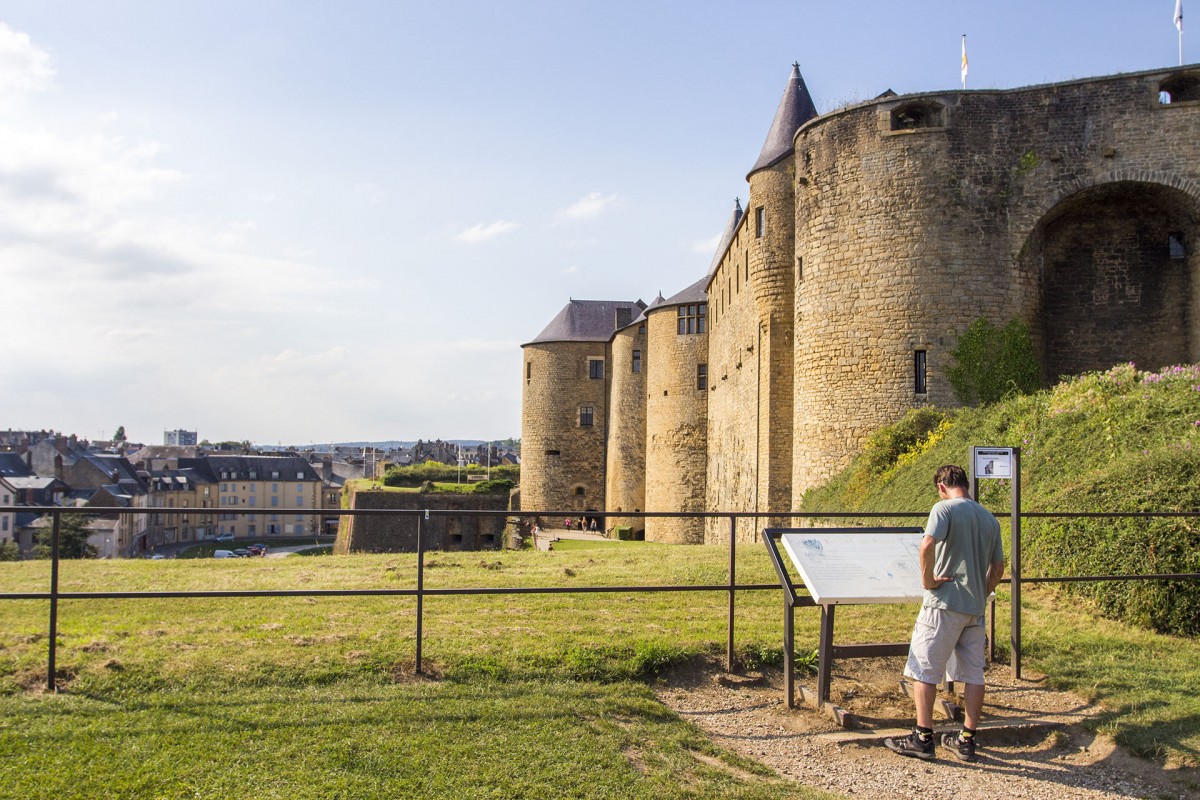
521;63;1200;544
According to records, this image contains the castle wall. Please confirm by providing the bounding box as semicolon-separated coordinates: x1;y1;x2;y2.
644;305;707;543
792;68;1200;496
705;216;762;543
335;488;506;553
520;341;609;519
605;323;647;534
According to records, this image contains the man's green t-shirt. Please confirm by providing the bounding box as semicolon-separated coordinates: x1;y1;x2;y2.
922;496;1004;616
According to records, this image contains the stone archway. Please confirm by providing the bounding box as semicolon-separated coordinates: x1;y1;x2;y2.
1022;181;1199;382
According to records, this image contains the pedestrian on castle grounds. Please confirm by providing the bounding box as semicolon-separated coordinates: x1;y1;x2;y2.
885;464;1005;762
588;518;597;532
564;518;572;531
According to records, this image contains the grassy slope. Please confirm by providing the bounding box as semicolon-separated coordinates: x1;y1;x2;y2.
802;362;1200;763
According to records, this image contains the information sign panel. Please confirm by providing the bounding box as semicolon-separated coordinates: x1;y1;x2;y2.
973;447;1013;479
780;532;924;605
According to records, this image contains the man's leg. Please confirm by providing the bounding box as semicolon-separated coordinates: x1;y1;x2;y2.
961;681;984;731
913;679;938;729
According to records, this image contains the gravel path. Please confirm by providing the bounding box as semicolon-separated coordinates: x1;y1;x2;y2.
655;660;1199;799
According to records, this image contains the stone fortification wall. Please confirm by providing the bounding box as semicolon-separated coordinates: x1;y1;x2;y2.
705;213;762;543
521;341;609;519
335;489;506;553
604;323;647;535
791;67;1200;495
644;305;708;543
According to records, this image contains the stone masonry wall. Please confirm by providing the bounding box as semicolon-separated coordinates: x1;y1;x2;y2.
605;324;647;534
335;488;506;553
521;341;609;520
792;67;1200;496
644;304;708;543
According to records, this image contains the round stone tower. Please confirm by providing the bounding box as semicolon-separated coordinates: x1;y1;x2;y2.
644;278;709;543
604;301;657;537
521;299;645;524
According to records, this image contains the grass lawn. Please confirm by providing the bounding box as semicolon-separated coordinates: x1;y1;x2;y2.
0;542;1198;798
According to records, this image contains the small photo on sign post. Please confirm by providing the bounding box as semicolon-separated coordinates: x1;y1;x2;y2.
974;447;1013;479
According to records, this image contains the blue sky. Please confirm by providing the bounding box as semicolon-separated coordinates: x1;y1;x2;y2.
0;1;1188;445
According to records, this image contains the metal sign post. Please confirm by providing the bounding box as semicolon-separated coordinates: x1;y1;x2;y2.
970;446;1021;679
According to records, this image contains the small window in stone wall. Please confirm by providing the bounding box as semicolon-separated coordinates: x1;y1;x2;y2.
526;361;531;384
796;256;803;281
755;207;765;238
697;363;708;391
1159;73;1200;104
544;449;560;456
890;101;945;130
588;358;604;379
632;349;642;373
579;405;594;428
677;304;707;335
914;350;928;394
1169;232;1186;259
574;486;585;496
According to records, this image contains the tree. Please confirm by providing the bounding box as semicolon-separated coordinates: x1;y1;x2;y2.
946;318;1042;405
113;425;127;442
0;540;19;561
32;513;97;559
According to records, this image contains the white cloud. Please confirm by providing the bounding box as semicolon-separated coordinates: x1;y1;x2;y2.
0;23;55;99
456;219;520;243
555;191;618;223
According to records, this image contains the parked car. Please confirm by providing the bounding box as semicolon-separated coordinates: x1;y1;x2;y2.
233;548;251;558
215;533;235;542
213;550;236;559
246;544;268;556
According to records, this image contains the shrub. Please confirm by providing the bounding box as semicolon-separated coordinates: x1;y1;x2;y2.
472;479;514;495
947;317;1041;405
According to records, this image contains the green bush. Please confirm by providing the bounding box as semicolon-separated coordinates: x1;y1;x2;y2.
0;541;19;561
471;479;514;495
947;317;1041;405
382;460;520;488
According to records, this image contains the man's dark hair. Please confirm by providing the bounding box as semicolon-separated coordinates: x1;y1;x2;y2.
934;464;969;489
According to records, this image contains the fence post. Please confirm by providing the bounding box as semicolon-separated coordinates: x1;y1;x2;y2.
727;515;736;673
1011;448;1022;680
415;510;425;675
47;509;61;693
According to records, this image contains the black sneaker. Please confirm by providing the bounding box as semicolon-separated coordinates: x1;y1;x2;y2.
884;729;936;760
941;731;977;762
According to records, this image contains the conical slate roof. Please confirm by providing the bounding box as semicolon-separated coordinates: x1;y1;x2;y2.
659;275;709;308
747;63;817;178
631;293;666;326
523;298;647;345
707;198;744;277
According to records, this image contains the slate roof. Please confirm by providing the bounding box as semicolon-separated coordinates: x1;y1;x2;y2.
179;455;322;482
748;64;818;178
659;275;709;309
524;299;647;345
707;198;744;277
0;453;32;478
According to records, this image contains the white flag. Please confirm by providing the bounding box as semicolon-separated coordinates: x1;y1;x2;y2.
961;35;968;88
1177;0;1184;32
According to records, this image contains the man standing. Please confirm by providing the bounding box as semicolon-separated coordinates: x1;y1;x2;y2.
885;464;1005;762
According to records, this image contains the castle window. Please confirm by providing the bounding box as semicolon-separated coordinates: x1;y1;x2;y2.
574;486;585;496
588;358;604;379
890;101;945;131
914;350;928;394
677;304;707;335
544;450;560;456
579;406;594;428
1159;73;1200;104
745;252;749;281
632;349;642;373
797;256;803;281
755;207;765;238
1169;232;1186;259
697;364;708;391
526;361;531;383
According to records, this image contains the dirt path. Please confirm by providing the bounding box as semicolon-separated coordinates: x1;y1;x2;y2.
655;657;1199;799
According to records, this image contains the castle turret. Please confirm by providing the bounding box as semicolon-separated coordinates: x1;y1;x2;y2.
604;297;661;537
644;278;709;543
521;299;645;524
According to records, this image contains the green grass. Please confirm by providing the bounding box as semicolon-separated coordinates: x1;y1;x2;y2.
0;547;849;799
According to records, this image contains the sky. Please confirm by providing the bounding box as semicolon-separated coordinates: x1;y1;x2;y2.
0;1;1189;446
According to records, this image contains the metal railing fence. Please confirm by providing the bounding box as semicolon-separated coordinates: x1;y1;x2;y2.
1;505;1197;693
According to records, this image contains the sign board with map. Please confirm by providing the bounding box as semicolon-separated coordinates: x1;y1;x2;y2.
780;532;924;605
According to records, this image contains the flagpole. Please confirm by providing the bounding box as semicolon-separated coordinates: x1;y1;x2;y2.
1178;0;1185;66
961;34;968;90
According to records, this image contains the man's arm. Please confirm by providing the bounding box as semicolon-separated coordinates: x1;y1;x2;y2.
985;558;1006;596
919;535;952;590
